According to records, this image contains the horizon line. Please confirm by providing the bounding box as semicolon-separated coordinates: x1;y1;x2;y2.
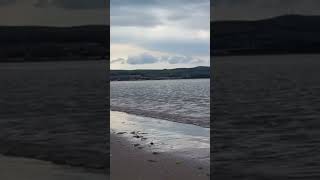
110;66;210;71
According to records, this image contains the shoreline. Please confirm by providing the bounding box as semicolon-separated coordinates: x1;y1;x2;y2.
213;51;320;57
111;134;210;180
110;77;210;82
0;138;108;173
213;53;320;58
0;58;106;64
110;106;210;128
0;155;107;180
110;110;210;180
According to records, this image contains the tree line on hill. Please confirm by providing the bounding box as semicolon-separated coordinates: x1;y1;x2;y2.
213;15;320;56
110;66;210;81
0;25;108;62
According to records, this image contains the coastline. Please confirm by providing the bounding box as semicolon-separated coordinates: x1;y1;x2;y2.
110;77;210;82
111;134;209;180
110;105;210;128
0;58;106;64
110;110;210;180
0;155;107;180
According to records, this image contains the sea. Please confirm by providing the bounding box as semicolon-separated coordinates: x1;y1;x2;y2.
110;79;210;128
213;54;320;179
0;60;108;171
110;78;210;169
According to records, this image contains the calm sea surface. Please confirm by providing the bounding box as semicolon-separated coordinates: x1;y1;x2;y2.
213;54;320;179
0;60;108;170
111;79;210;128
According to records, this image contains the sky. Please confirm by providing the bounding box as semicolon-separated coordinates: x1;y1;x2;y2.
110;0;210;70
2;1;319;69
213;0;320;20
0;0;107;26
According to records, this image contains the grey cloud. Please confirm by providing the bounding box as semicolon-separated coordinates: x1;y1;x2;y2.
166;2;209;28
162;55;205;64
111;58;126;64
146;41;210;56
111;0;209;28
114;53;205;65
110;0;209;68
111;10;162;27
214;0;299;7
167;12;189;21
127;54;159;65
35;0;106;9
111;32;209;56
213;0;320;20
0;0;107;26
161;56;194;64
111;0;208;7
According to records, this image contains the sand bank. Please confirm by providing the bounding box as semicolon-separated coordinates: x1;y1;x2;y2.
0;155;107;180
110;111;210;180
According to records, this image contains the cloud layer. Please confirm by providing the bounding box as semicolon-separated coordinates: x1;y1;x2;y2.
34;0;106;9
111;53;204;65
213;0;320;20
0;0;107;26
111;0;210;69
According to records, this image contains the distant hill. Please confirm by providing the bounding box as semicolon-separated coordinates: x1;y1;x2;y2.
212;15;320;56
110;66;210;81
0;25;108;43
0;25;108;62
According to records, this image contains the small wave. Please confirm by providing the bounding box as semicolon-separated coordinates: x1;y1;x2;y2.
110;106;209;128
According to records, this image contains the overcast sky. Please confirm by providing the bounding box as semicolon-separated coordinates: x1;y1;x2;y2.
3;1;318;69
213;0;320;20
110;0;210;70
0;0;107;26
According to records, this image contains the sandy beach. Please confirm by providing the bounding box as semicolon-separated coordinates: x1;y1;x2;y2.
0;155;107;180
111;134;209;180
110;111;210;180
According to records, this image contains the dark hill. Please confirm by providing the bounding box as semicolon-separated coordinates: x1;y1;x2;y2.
110;66;210;81
0;25;108;62
0;25;108;43
212;15;320;56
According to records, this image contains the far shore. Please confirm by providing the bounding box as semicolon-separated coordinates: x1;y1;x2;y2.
110;77;210;82
213;51;320;57
0;57;107;63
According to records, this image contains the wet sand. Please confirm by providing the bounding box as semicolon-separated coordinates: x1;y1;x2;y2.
0;155;107;180
111;134;209;180
110;111;210;180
